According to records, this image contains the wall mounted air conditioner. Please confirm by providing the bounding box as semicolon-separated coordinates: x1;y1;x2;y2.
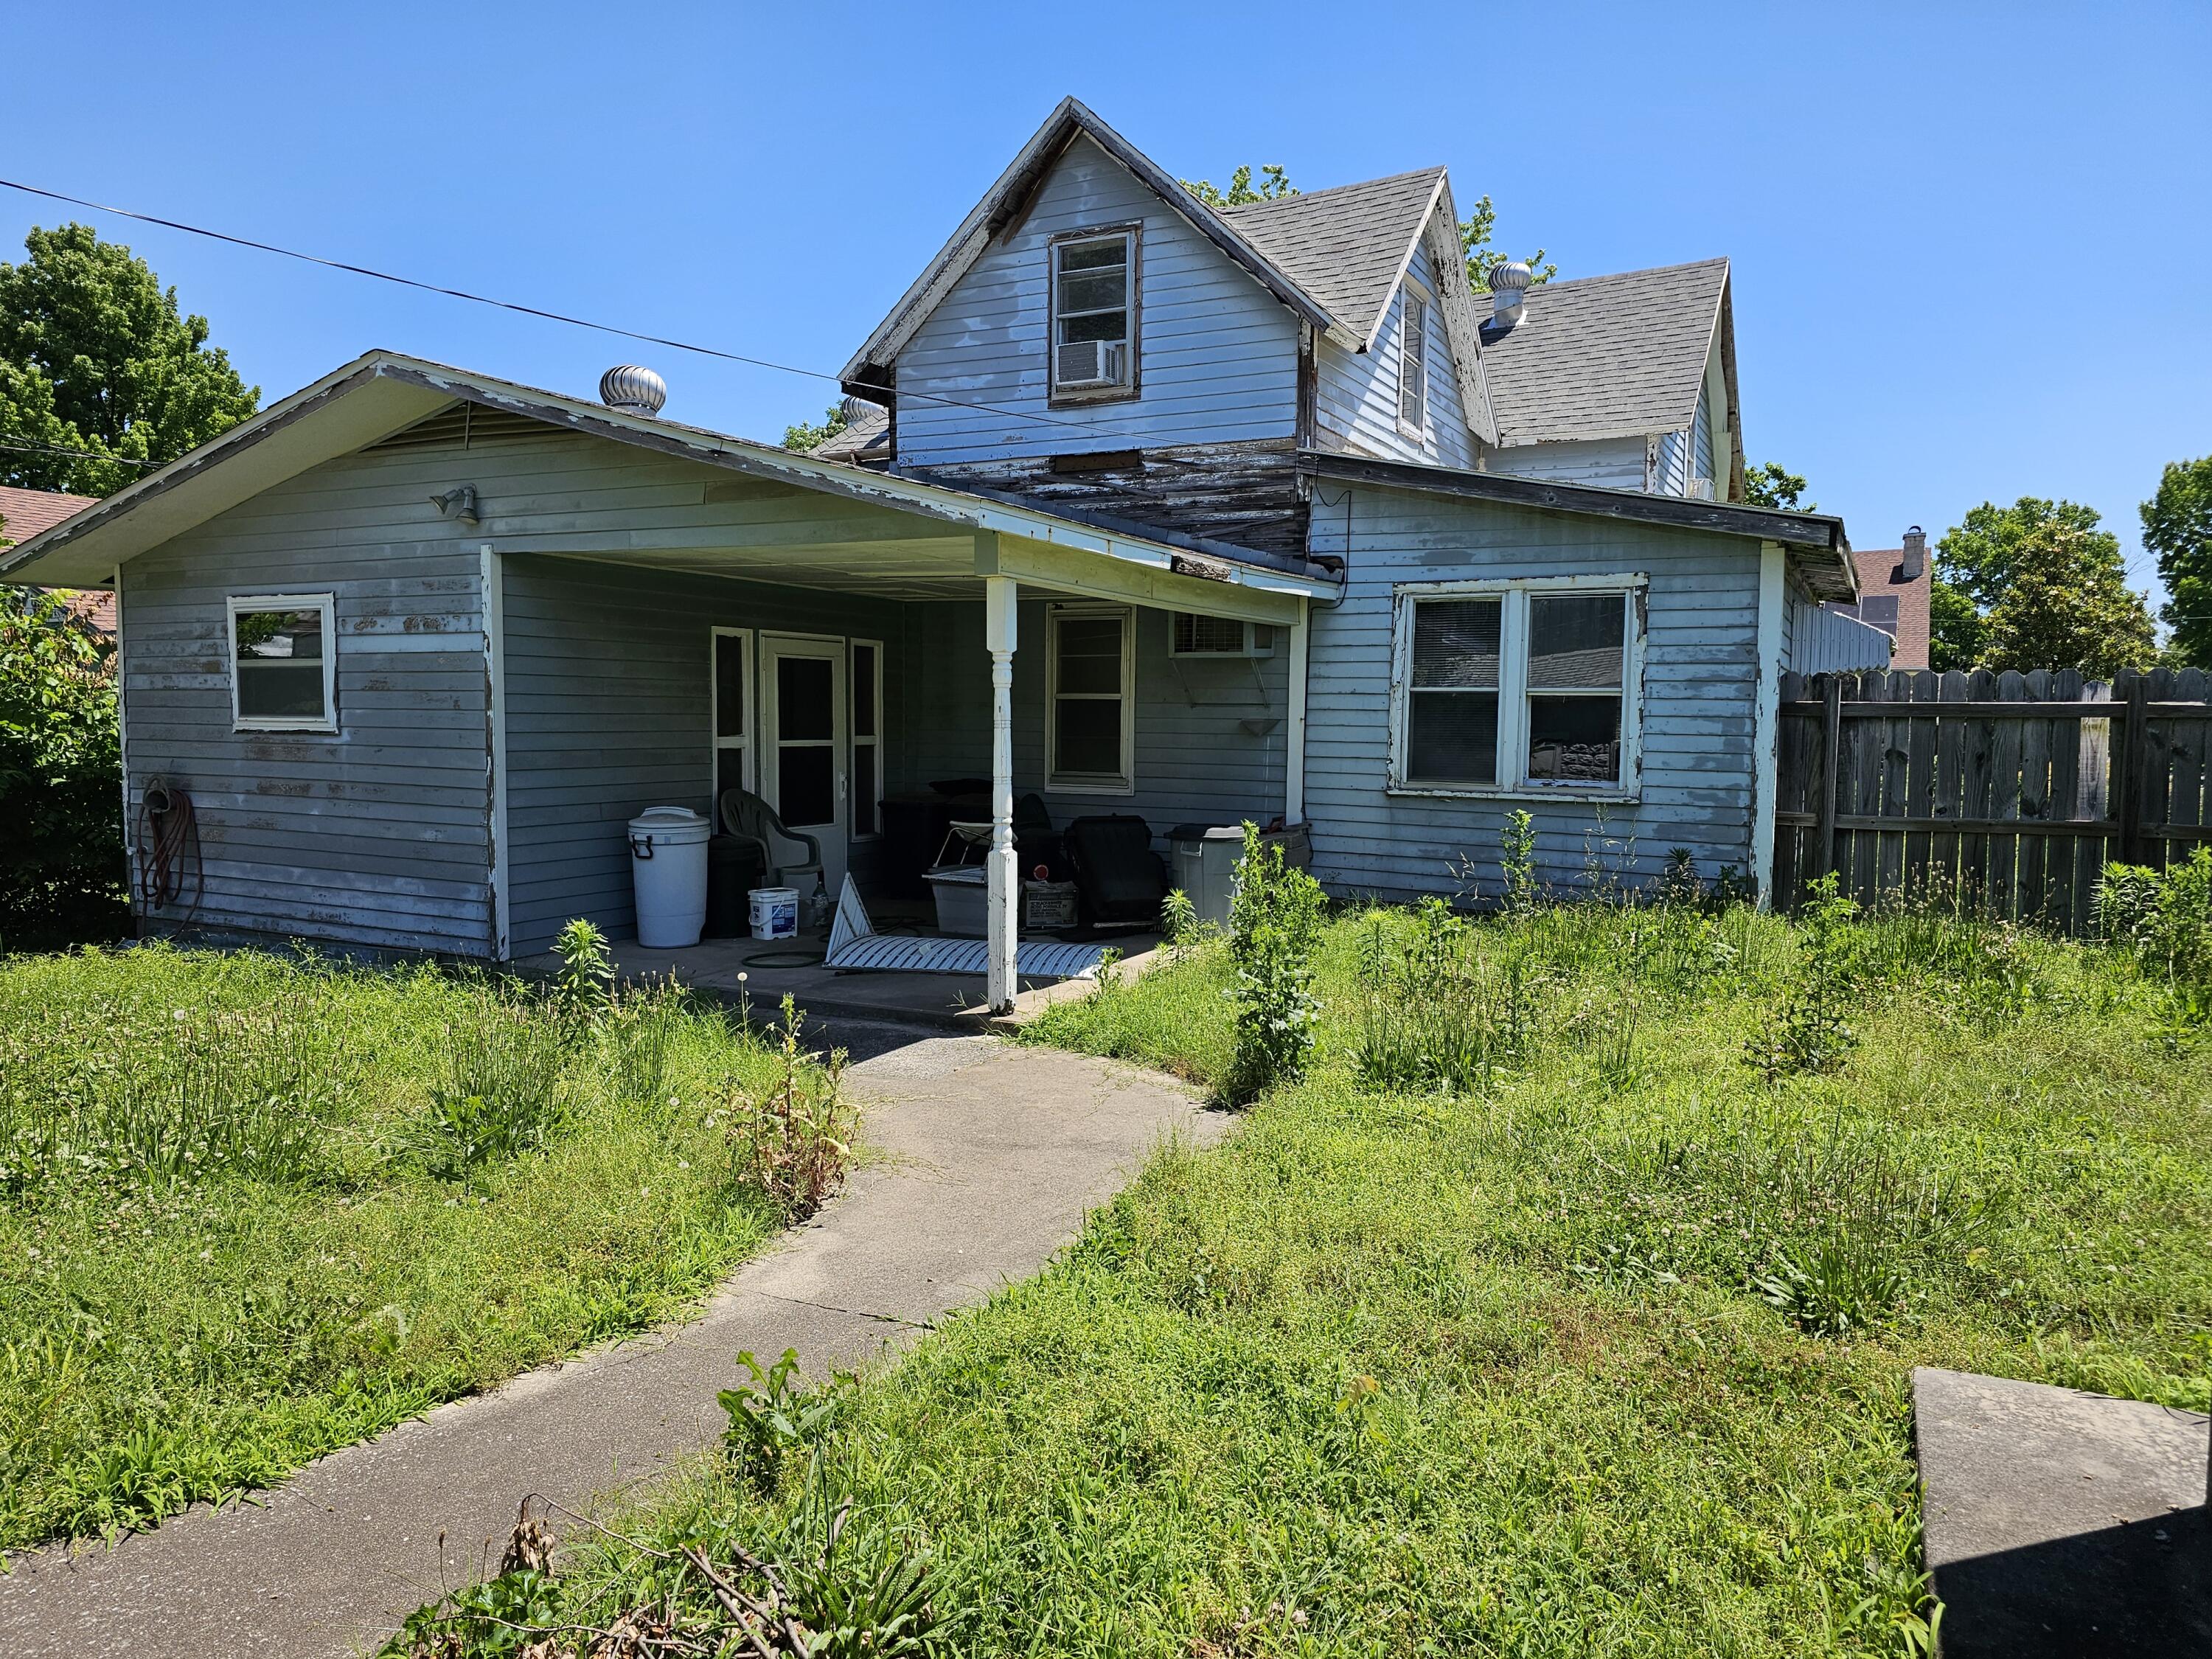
1054;338;1126;389
1686;477;1716;501
1170;614;1276;658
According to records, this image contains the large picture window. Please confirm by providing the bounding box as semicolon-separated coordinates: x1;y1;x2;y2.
228;594;336;731
1390;579;1643;796
1046;604;1134;793
1049;227;1138;399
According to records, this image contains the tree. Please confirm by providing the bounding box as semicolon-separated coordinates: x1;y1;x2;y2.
782;403;849;453
1932;497;2156;676
1180;167;1554;295
0;223;259;495
1742;462;1812;512
2142;456;2212;666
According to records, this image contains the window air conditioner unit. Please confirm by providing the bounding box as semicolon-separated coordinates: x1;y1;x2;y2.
1055;338;1125;389
1686;477;1716;501
1171;614;1276;658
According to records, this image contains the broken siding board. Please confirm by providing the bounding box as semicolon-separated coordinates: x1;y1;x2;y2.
1303;486;1765;899
895;133;1300;467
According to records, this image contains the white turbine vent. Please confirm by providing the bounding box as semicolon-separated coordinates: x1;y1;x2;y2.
598;364;667;416
1487;260;1533;325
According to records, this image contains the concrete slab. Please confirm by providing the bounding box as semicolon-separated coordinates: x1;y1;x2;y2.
1913;1366;2210;1657
0;1027;1227;1659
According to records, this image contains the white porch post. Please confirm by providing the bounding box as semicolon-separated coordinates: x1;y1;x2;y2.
1285;597;1308;824
984;571;1019;1012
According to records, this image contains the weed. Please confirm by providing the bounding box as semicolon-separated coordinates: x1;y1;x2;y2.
552;916;615;1027
422;989;568;1178
1222;823;1325;1105
719;1347;852;1494
1354;900;1540;1094
1500;807;1540;914
728;995;853;1221
1746;876;1860;1082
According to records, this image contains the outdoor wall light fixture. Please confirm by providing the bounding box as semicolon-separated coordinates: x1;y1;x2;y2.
429;484;481;526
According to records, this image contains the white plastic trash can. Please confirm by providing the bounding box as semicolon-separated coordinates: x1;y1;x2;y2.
748;886;799;941
627;806;712;948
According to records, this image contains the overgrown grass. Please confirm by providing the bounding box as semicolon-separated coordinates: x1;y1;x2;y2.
0;942;841;1552
411;897;2210;1655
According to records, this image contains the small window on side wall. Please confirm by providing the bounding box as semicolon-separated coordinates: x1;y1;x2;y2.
1398;283;1429;434
1046;605;1134;793
229;594;336;731
1050;228;1137;397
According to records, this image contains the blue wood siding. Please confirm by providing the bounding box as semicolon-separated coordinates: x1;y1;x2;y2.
501;559;908;956
897;597;1293;841
1484;434;1649;491
1302;485;1765;899
1313;246;1475;467
894;133;1300;465
116;443;498;955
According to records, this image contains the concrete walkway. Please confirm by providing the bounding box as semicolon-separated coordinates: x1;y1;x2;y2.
0;1029;1223;1659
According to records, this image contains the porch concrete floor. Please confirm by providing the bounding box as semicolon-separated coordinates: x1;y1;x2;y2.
519;925;1166;1033
0;1027;1228;1659
1914;1366;2210;1656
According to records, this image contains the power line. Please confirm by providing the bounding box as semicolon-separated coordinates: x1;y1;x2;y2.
0;437;159;467
0;176;1091;433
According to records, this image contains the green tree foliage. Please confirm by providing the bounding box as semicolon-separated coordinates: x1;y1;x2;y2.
0;588;125;946
1180;167;1554;295
782;403;849;453
1933;497;2156;675
1742;462;1812;512
0;225;259;495
2141;455;2212;665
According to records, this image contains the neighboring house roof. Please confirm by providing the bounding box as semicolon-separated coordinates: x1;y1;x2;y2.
1840;546;1933;669
0;350;1343;603
1478;257;1731;448
0;483;97;547
813;404;891;466
1301;448;1857;601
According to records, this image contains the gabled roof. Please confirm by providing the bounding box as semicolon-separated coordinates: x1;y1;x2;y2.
0;351;1341;602
813;404;891;465
1220;169;1446;347
840;97;1342;392
1478;257;1730;447
0;484;97;547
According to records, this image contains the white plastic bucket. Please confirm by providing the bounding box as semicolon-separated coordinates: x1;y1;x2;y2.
748;886;799;941
627;807;712;948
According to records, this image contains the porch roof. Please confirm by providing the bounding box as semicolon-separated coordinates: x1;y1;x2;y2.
0;351;1343;623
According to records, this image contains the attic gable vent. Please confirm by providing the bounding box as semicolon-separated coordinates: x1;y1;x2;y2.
365;403;568;453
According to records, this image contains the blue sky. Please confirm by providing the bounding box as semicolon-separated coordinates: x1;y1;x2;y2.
9;2;2208;600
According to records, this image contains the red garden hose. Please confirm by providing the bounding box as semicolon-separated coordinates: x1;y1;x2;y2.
135;778;203;920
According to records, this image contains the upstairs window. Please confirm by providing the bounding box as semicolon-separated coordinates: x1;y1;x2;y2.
1397;283;1430;433
229;594;336;731
1050;229;1138;398
1391;580;1644;796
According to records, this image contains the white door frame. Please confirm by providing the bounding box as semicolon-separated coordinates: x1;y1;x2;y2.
760;630;848;894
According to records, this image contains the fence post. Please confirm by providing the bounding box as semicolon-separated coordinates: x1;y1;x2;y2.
2115;673;2148;868
1817;674;1843;886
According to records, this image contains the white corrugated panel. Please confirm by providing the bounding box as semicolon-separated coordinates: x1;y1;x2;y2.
1792;602;1894;674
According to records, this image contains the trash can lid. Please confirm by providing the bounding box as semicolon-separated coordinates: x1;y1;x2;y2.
1166;821;1238;843
627;805;711;838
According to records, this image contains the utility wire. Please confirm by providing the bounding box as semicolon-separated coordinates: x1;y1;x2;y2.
0;437;159;467
0;176;1092;432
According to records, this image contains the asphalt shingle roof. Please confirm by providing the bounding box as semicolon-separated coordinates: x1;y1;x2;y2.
0;484;97;547
1478;257;1728;446
1221;168;1446;344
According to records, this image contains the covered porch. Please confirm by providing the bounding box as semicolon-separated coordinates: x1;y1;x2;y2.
493;454;1338;1012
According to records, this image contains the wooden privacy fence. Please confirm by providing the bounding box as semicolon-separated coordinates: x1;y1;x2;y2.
1773;667;2212;931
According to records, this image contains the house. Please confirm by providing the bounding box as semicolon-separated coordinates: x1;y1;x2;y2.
0;97;1876;1009
1823;527;1933;670
0;484;111;633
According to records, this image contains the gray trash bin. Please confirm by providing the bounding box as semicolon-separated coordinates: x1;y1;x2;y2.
1167;822;1315;928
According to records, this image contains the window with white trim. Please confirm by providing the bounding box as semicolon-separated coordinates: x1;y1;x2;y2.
710;627;752;804
1391;580;1643;795
1397;283;1429;433
1049;229;1136;396
1046;604;1134;793
228;594;336;731
849;638;883;838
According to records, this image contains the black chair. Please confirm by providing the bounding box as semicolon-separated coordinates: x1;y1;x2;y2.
1062;814;1166;928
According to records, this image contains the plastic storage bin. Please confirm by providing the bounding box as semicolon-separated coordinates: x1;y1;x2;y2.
924;865;988;936
627;807;712;948
748;886;799;940
1167;823;1312;927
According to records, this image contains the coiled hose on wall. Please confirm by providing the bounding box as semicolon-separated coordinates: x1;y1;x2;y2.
135;778;203;920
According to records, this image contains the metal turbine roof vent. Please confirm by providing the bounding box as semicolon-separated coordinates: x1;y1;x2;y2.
1488;260;1533;325
599;364;667;417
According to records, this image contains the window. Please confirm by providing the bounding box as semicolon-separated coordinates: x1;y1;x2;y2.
228;594;335;731
1391;580;1643;796
1856;596;1900;637
850;639;883;838
710;627;751;803
1398;283;1429;433
1046;604;1134;792
1049;228;1138;397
